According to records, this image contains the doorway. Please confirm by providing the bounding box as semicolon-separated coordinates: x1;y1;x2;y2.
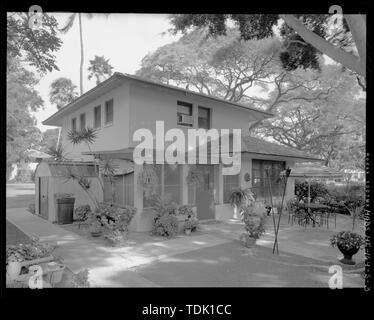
196;165;215;220
39;177;48;219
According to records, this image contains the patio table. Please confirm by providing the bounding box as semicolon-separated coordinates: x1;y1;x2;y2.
297;203;331;227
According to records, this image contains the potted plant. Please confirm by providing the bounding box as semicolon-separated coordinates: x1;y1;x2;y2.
103;229;127;247
229;187;255;219
184;218;199;235
239;205;266;248
330;231;365;265
6;254;23;280
89;219;103;237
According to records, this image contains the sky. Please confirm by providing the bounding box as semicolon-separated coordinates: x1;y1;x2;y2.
33;13;182;131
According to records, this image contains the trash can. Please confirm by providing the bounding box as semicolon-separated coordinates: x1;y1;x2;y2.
55;193;75;224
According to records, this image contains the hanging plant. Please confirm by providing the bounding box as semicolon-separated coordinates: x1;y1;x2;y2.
186;166;204;187
139;165;159;198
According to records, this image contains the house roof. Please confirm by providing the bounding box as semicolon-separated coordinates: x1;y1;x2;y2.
42;72;274;126
241;136;322;161
44;161;96;177
82;135;321;162
281;162;343;178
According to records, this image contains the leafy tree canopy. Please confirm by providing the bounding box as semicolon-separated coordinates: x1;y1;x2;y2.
49;77;78;109
88;55;114;85
7;12;62;73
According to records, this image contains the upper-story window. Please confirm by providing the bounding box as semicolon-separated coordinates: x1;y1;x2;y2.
177;101;193;127
94;105;101;128
80;113;86;130
105;99;114;125
198;106;211;129
71;117;77;132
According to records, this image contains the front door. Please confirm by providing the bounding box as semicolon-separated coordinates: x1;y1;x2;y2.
196;165;215;220
39;177;48;219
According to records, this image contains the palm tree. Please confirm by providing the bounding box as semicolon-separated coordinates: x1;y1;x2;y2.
88;55;114;85
59;13;110;95
49;77;78;148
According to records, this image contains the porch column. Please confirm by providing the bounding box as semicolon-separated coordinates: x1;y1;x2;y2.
285;160;296;201
217;164;224;204
131;163;143;231
180;164;188;205
240;155;252;189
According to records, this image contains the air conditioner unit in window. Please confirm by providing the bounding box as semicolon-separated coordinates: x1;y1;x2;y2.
178;114;193;125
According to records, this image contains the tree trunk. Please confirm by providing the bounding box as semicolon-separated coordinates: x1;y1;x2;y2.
78;13;84;95
279;14;365;77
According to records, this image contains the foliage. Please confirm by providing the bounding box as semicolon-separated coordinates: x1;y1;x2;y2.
241;205;266;239
326;184;365;211
178;205;194;218
40;128;60;152
95;203;136;232
7;58;43;179
7;12;62;73
152;214;179;238
295;181;328;203
152;196;178;218
47;144;66;161
49;77;78;109
74;205;91;222
13;168;34;183
27;203;36;214
6;237;57;264
71;269;90;288
168;14;362;76
88;55;114;85
228;187;256;209
330;231;365;251
184;218;199;231
67;127;99;146
103;229;127;246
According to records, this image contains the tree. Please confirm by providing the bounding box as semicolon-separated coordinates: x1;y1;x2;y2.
169;14;366;78
59;14;109;94
7;58;43;180
88;55;114;85
49;78;78;110
7;12;62;73
40;128;60;151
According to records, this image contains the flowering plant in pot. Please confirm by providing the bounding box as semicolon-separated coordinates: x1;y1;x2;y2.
229;187;255;219
239;205;266;248
330;231;365;265
89;219;103;237
103;229;127;247
184;218;199;235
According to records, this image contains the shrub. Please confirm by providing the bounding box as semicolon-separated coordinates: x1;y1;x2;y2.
71;269;90;288
27;203;35;214
178;205;194;218
6;237;57;264
330;231;365;251
241;205;266;239
103;229;127;246
326;184;365;214
95;202;136;232
295;181;328;203
74;205;91;222
152;214;179;238
184;218;199;231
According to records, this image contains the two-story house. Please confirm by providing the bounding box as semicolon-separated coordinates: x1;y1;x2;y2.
41;72;321;231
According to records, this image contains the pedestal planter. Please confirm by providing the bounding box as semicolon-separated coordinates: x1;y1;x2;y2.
337;244;360;265
45;262;66;284
6;261;22;280
240;233;256;248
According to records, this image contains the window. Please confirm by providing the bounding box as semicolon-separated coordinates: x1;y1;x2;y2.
223;174;239;203
251;160;285;199
105;99;114;125
80;113;86;130
94;105;101;128
177;101;193;127
198;106;211;129
71;118;77;132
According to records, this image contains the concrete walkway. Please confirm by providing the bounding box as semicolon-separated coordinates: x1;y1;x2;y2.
6;208;231;287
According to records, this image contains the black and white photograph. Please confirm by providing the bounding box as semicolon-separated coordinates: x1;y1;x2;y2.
3;3;371;301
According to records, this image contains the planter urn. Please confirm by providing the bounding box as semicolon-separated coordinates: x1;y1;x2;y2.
240;233;256;248
337;244;360;265
7;261;22;280
46;262;66;284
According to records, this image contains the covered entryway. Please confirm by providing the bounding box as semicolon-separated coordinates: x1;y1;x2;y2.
34;161;102;223
196;165;215;220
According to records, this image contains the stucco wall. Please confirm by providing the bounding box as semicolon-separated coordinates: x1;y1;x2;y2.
59;82;131;160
